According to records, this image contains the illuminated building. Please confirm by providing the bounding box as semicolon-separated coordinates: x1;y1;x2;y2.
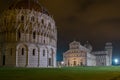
0;0;57;67
63;41;112;66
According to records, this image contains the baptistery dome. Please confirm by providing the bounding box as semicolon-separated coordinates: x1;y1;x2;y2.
9;0;42;11
0;0;57;67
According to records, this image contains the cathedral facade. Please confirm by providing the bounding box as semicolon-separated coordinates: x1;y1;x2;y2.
63;41;112;66
0;0;57;67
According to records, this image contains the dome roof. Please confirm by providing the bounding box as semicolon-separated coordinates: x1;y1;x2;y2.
69;41;81;49
70;41;80;46
9;0;42;11
84;41;92;52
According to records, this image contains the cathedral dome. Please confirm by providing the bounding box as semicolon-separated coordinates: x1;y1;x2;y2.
69;41;80;49
84;41;93;52
69;41;80;46
0;0;57;44
9;0;42;11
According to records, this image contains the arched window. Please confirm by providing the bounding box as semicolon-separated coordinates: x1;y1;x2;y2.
41;19;44;24
48;23;52;30
46;34;48;37
33;31;36;39
21;15;24;21
18;31;21;39
43;50;45;56
48;23;51;27
43;40;45;44
33;49;35;56
21;48;24;55
31;16;35;22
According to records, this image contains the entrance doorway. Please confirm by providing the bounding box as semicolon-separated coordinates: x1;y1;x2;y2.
48;58;52;66
3;55;5;66
74;61;76;66
80;62;83;66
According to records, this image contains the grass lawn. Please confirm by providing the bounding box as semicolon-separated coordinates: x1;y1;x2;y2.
0;66;120;80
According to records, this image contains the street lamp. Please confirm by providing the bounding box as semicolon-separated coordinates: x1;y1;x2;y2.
61;61;64;65
114;59;118;64
61;61;64;67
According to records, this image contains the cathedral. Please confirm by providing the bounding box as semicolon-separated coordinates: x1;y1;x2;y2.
63;41;112;66
0;0;57;67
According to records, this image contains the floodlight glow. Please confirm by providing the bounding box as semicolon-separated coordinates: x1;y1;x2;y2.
61;61;64;65
114;59;118;64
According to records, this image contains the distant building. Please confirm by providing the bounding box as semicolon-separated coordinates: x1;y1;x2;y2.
0;0;57;67
63;41;112;66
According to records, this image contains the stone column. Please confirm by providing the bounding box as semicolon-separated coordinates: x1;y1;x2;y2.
38;48;40;67
53;52;56;67
27;49;30;67
16;32;17;41
16;50;18;67
26;49;28;67
50;52;53;67
47;50;48;67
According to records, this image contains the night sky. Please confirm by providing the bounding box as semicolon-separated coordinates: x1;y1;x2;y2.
1;0;120;63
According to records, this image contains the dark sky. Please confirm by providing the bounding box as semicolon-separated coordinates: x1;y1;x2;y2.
1;0;120;62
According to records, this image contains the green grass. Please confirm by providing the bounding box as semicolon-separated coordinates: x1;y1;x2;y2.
0;66;120;80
